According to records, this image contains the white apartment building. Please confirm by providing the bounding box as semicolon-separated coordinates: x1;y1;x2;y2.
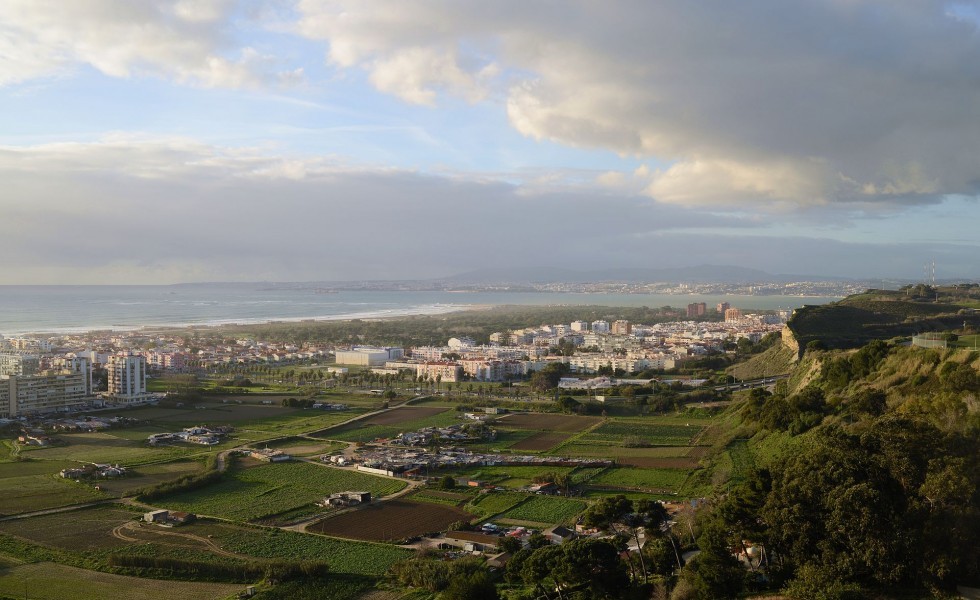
0;372;88;418
591;320;610;334
415;361;463;383
0;353;40;377
570;320;589;332
335;346;404;366
107;353;149;403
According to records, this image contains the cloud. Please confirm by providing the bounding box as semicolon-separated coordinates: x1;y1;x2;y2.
2;136;977;284
295;0;980;208
0;0;296;88
0;136;749;283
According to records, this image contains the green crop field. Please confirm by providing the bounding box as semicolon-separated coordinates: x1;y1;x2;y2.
584;421;702;445
556;443;694;457
500;496;585;524
0;474;107;516
218;528;411;577
466;491;526;518
590;467;688;492
156;461;405;521
450;465;576;489
0;562;245;600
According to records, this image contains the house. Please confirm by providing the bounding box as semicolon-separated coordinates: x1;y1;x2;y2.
144;510;169;523
549;525;577;545
528;482;559;495
320;491;372;507
486;552;512;568
442;531;501;553
170;511;196;525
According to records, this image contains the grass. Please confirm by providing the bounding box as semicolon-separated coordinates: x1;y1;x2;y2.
0;474;108;516
156;461;406;521
583;421;702;446
500;496;586;525
0;562;246;600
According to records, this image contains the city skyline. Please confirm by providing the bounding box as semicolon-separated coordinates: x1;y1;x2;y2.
2;1;980;283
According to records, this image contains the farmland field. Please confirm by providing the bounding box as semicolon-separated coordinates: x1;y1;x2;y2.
0;473;107;516
583;421;703;445
466;491;526;518
19;432;206;466
307;500;474;542
0;562;245;600
509;432;570;451
590;467;689;492
0;505;135;552
359;406;448;426
450;465;576;488
407;489;471;506
496;413;601;432
499;496;586;525
314;409;460;443
94;460;205;496
156;461;405;521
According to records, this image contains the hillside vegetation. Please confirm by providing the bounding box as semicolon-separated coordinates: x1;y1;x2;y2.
786;284;980;351
682;338;980;600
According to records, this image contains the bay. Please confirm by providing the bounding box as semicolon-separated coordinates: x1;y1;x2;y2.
0;283;837;336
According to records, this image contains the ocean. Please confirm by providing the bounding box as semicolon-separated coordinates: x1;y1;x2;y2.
0;284;838;336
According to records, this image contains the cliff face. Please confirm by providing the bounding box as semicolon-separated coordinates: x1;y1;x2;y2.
781;324;801;360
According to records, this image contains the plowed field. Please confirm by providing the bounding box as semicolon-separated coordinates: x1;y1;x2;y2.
307;500;474;542
510;432;570;451
497;413;600;432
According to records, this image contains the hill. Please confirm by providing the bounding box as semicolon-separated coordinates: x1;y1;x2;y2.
785;284;980;351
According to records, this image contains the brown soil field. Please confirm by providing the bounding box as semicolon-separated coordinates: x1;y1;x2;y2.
497;413;601;432
614;456;701;469
307;500;473;542
687;446;710;458
510;432;571;451
361;406;448;426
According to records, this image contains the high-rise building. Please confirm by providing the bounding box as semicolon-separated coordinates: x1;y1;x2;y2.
0;372;88;418
687;303;707;318
107;353;148;402
63;356;93;396
591;320;610;334
717;302;731;314
570;320;589;332
724;308;743;323
0;353;39;377
611;320;632;335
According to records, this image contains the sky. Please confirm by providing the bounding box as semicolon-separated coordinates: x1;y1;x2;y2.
2;0;980;284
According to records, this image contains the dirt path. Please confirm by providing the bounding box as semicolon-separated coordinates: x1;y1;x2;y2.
110;521;250;560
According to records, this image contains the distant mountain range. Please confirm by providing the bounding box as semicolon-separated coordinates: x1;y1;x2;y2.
439;265;852;284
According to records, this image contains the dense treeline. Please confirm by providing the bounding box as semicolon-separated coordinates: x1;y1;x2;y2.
203;304;699;347
108;554;330;583
388;555;499;599
682;340;980;599
135;454;223;501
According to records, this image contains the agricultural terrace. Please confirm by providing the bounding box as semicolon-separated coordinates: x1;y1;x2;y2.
406;489;472;507
0;562;245;600
499;496;586;525
495;413;601;432
307;500;474;542
156;460;405;521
